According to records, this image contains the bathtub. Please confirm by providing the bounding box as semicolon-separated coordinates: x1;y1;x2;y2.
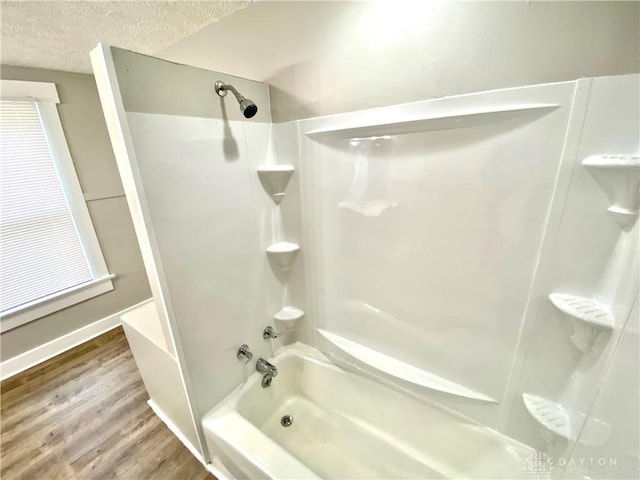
202;343;537;479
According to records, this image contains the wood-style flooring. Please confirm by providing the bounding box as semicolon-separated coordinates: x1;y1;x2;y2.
1;327;212;480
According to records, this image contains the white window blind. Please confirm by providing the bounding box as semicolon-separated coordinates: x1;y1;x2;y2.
0;100;94;313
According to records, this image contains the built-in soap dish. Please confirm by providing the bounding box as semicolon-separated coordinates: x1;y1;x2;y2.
583;155;640;231
266;242;300;272
257;165;295;205
274;306;304;330
522;393;572;441
548;293;614;352
522;394;612;447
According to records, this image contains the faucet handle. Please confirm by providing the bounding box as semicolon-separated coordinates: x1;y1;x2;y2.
237;344;253;362
263;326;279;339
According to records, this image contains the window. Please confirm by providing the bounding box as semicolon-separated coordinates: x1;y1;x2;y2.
0;80;114;331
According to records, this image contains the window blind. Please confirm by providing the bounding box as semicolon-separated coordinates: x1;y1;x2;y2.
0;100;93;313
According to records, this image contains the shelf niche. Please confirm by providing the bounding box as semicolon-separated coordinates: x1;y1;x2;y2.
583;155;640;231
257;165;295;205
548;293;614;352
266;242;300;273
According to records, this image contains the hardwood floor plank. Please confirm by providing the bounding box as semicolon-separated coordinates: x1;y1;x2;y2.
1;327;212;480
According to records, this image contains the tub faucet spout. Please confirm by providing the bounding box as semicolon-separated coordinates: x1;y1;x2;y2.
256;358;278;377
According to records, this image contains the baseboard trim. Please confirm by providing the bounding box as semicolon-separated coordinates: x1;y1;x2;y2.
147;399;232;480
0;298;153;381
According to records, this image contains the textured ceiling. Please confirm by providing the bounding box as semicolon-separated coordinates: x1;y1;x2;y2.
0;0;251;73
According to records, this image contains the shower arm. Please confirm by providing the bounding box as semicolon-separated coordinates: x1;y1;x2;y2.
215;82;246;103
214;81;258;119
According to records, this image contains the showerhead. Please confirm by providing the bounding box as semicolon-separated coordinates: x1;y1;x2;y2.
215;81;258;119
239;98;258;119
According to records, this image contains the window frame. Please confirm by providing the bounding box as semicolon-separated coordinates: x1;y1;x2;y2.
1;80;114;332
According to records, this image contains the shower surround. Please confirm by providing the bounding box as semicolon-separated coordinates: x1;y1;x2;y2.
91;44;639;479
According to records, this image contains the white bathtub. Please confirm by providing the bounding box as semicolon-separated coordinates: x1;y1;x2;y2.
202;343;537;479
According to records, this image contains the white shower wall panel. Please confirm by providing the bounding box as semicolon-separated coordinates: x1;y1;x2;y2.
242;121;308;347
93;46;314;466
568;299;639;479
93;44;638;474
504;74;640;453
297;82;577;423
125;112;274;419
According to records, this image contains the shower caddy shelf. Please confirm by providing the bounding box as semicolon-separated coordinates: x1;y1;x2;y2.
522;393;573;441
273;306;304;332
548;293;614;352
259;162;302;335
582;154;640;231
266;241;300;272
257;164;295;205
523;155;637;442
274;306;304;323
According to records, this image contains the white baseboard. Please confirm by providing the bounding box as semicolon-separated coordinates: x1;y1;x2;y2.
0;298;153;381
147;399;233;480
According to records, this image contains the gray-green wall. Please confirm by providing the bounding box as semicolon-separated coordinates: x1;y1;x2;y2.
0;65;151;361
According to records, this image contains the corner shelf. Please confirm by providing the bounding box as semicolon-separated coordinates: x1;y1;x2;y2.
266;242;300;272
522;393;572;441
274;306;304;323
548;293;614;352
317;329;497;403
274;306;304;331
522;394;612;447
257;165;295;205
583;155;640;231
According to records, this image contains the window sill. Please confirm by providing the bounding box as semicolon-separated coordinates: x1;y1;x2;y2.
0;274;116;332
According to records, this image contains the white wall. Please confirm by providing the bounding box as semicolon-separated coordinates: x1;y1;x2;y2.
159;1;640;122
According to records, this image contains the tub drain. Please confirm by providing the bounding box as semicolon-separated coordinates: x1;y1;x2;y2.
280;415;293;427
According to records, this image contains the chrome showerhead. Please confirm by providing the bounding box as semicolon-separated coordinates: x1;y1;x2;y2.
215;81;258;119
238;98;258;119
